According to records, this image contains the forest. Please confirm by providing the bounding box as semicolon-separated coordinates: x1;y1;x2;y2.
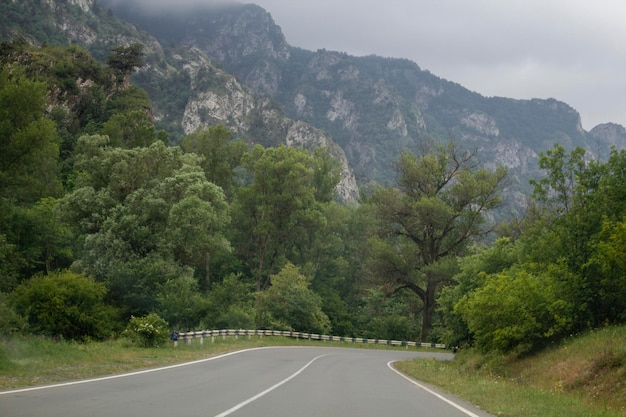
1;41;625;353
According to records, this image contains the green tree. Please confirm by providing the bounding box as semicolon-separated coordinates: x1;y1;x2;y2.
0;198;73;289
106;43;144;87
586;217;626;322
232;145;338;291
308;202;369;337
204;273;255;329
369;142;507;340
180;125;247;197
527;145;626;327
357;288;420;341
530;144;588;216
166;185;231;287
0;234;20;292
256;263;330;333
156;272;209;330
101;110;164;148
437;237;521;347
106;85;153;116
0;292;24;335
24;198;73;275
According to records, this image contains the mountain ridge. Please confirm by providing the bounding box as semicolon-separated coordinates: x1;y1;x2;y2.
3;0;625;214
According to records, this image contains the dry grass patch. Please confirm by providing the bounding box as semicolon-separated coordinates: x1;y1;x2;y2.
508;326;626;411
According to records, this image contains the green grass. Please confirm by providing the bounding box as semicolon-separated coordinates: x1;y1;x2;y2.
395;325;626;417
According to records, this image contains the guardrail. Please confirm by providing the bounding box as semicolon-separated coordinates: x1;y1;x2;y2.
174;329;446;349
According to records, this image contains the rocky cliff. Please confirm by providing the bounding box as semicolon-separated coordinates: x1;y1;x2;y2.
167;45;358;202
0;0;360;203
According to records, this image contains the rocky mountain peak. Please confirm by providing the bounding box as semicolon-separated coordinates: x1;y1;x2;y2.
589;123;626;151
39;0;94;13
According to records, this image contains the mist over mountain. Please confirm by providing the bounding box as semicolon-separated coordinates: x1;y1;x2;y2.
3;0;625;215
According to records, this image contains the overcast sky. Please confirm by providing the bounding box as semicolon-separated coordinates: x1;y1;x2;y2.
117;0;626;130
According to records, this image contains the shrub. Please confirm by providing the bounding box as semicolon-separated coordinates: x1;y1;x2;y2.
0;292;24;335
455;268;575;354
255;263;331;334
11;270;118;340
123;313;169;347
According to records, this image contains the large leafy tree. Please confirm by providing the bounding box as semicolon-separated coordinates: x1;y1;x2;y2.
455;265;575;353
308;202;370;337
11;270;118;341
231;145;340;291
442;145;626;353
585;218;626;323
0;66;68;287
165;177;231;287
180;125;247;198
437;237;521;347
369;142;507;340
101;109;166;148
106;43;144;87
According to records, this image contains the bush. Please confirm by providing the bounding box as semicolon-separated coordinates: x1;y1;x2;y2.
123;313;169;347
255;263;331;334
455;268;575;354
0;292;24;335
11;270;118;340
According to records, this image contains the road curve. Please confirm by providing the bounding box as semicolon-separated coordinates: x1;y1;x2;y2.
0;346;494;417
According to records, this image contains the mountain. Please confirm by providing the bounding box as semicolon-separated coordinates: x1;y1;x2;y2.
3;0;625;214
92;0;626;216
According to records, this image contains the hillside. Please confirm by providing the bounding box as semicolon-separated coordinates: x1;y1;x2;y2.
397;325;626;416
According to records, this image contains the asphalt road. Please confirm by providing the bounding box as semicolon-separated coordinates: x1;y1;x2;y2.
0;346;494;417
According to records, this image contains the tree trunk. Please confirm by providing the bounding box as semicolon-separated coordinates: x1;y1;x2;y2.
420;275;437;342
205;251;211;287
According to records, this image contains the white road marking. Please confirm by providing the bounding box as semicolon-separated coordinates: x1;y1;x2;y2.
212;354;329;417
388;361;482;417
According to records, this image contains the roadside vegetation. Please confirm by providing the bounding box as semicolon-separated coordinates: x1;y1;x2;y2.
397;325;626;417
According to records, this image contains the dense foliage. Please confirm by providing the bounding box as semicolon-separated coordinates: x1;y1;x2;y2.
11;270;118;341
0;42;624;353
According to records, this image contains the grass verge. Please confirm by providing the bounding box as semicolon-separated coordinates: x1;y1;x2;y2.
395;325;626;417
